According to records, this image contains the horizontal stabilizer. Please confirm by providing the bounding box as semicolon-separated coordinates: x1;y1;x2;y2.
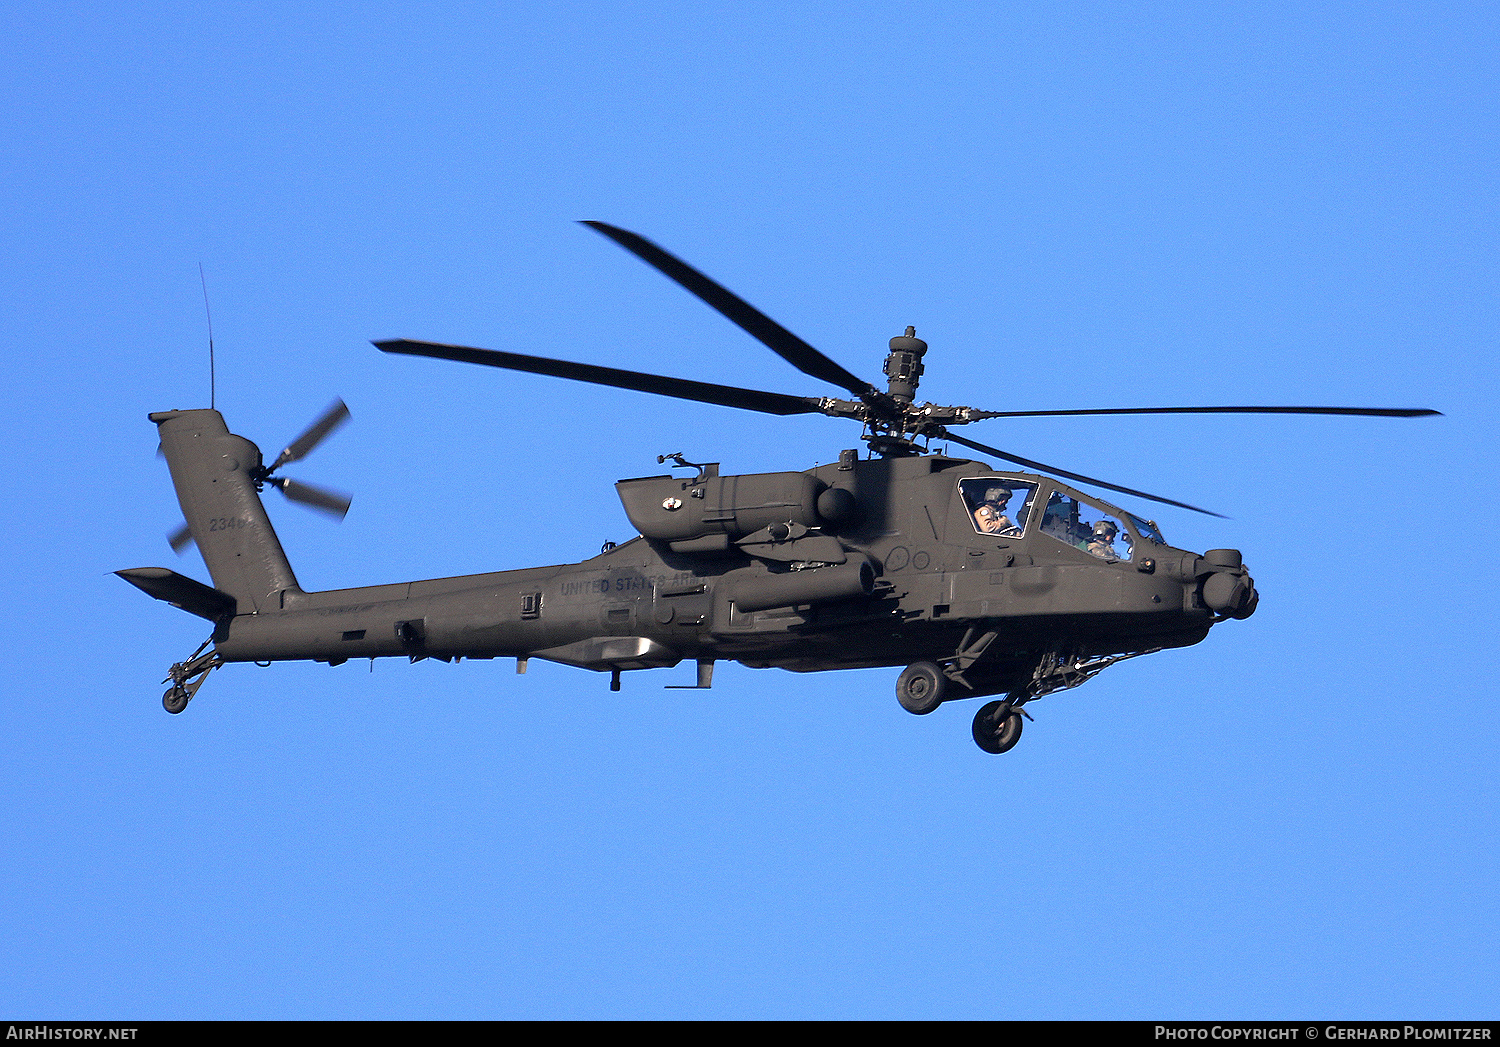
116;567;237;622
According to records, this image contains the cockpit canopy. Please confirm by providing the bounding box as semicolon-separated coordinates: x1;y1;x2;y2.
957;476;1164;562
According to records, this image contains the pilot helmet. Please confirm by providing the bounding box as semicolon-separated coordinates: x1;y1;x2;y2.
981;485;1013;504
1093;520;1118;537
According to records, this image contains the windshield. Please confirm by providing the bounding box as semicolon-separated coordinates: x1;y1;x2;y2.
959;477;1039;537
1125;511;1164;546
1038;490;1135;562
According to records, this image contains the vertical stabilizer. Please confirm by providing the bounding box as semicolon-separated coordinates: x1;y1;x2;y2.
152;409;301;612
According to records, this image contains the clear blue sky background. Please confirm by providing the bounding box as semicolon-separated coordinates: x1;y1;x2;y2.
3;2;1495;1020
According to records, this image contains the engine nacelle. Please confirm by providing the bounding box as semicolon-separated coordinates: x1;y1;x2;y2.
617;470;826;544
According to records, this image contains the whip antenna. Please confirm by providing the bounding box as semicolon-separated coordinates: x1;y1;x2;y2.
198;262;216;409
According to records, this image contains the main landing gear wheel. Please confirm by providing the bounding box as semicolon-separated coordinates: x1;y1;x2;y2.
972;700;1023;754
896;661;947;715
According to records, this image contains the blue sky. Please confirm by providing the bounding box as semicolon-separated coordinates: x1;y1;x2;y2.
2;1;1495;1019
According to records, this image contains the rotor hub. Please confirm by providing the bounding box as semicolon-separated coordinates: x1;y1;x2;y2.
882;326;927;403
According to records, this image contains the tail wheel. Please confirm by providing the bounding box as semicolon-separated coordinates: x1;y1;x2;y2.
896;661;947;715
972;700;1023;754
162;686;190;715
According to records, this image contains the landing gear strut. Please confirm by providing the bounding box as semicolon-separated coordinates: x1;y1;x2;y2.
900;641;1163;753
965;647;1163;753
160;638;223;714
896;629;1002;716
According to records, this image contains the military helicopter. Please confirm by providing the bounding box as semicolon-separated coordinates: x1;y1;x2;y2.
119;222;1439;753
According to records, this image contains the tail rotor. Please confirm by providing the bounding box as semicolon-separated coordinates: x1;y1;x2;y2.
166;398;353;553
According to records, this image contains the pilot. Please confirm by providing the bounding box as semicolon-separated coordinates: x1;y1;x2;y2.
973;486;1017;535
1086;520;1120;559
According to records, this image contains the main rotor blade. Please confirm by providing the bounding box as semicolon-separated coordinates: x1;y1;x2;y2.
940;429;1226;518
269;398;350;472
273;477;352;520
581;221;881;402
966;405;1442;420
375;338;828;417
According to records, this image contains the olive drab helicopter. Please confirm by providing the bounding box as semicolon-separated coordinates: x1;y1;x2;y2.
119;222;1439;753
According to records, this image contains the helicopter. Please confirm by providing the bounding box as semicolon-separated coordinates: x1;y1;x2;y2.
118;222;1439;753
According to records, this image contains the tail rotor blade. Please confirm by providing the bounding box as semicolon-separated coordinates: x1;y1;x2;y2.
269;398;350;473
273;477;352;520
168;521;194;553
